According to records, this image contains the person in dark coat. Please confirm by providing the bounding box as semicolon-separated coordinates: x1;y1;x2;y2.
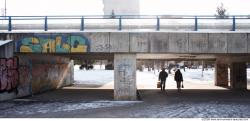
174;69;183;92
158;68;168;91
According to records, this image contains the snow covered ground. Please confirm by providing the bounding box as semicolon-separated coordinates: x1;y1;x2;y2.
73;65;250;89
0;100;141;117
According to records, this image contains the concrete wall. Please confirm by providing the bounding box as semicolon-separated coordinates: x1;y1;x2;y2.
0;40;14;58
8;33;90;53
0;56;19;101
230;62;247;90
1;32;250;54
0;40;17;101
215;62;228;87
0;54;74;101
19;55;74;94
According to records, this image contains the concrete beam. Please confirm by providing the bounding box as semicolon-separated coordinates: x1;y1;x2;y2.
114;53;137;100
188;33;208;53
214;55;250;63
227;33;247;53
208;33;227;53
2;32;250;55
110;33;129;52
130;33;149;52
149;33;169;53
84;33;110;52
168;33;188;53
136;54;216;60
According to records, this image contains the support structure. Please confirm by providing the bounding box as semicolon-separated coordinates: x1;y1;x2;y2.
215;62;229;87
114;54;137;100
230;62;247;90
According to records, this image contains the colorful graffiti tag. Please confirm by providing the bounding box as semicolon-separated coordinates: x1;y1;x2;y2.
16;34;90;53
0;56;19;93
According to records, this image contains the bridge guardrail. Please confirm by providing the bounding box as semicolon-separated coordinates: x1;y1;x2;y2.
0;15;250;31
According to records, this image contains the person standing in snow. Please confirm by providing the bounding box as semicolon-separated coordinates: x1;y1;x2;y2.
174;69;183;92
158;68;168;91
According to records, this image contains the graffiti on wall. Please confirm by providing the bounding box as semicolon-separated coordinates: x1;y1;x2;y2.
0;56;19;93
16;34;90;53
18;65;32;96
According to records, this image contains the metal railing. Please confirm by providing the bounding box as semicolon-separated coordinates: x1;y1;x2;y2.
0;15;249;31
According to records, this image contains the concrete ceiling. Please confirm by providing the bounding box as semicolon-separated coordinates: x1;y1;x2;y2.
136;54;216;60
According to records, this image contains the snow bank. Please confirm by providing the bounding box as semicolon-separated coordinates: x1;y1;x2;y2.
0;100;141;116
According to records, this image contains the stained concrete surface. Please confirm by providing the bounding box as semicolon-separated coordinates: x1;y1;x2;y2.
0;88;250;118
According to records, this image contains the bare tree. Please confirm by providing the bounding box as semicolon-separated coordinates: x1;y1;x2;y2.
215;3;228;18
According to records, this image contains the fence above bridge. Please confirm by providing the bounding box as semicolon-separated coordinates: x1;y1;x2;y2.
0;15;250;32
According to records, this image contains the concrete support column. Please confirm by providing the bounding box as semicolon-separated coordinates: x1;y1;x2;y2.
230;63;247;90
114;54;137;100
215;62;229;87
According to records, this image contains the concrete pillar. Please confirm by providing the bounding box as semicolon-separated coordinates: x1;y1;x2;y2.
114;54;137;100
215;62;229;87
230;63;247;90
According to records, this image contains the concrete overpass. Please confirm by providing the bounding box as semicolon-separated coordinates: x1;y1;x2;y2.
0;30;250;101
0;0;250;99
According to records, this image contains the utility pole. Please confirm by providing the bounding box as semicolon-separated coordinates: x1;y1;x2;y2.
4;0;6;16
202;60;204;77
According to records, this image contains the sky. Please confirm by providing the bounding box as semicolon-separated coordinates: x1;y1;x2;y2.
140;0;250;15
0;0;249;16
